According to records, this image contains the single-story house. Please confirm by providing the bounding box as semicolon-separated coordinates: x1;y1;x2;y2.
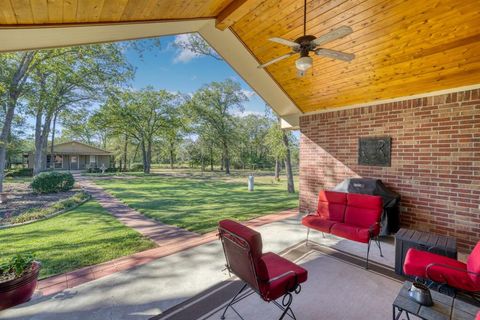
25;141;113;170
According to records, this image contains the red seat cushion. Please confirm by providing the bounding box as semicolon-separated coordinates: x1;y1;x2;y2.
403;248;480;292
317;191;347;222
301;215;337;233
330;223;371;243
257;252;308;301
344;193;382;235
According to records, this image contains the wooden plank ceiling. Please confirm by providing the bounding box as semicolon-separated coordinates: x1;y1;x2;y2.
1;0;479;113
0;0;233;24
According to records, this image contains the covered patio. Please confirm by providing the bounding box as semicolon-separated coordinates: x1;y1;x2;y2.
0;0;479;319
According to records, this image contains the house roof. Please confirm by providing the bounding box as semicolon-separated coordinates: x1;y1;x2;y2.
45;141;112;156
1;0;479;125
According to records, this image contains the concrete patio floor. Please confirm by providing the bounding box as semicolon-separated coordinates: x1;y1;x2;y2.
0;213;389;320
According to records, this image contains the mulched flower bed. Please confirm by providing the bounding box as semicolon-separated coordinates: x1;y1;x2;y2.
0;182;81;224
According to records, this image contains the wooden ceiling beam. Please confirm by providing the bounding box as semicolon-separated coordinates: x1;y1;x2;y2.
216;0;263;30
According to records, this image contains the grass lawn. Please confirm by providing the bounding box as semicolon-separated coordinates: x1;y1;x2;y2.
0;200;156;279
95;174;299;234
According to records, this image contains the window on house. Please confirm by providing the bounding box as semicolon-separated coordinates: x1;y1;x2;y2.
89;155;96;166
54;155;63;169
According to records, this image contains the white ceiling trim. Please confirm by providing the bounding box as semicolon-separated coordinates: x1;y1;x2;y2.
0;19;301;129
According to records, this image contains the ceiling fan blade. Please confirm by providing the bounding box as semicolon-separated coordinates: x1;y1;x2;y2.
312;26;353;47
258;52;296;68
269;37;300;48
315;48;355;61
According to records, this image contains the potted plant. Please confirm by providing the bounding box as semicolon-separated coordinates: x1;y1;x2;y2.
0;254;41;311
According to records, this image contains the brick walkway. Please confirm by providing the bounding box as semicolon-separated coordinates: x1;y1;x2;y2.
36;174;298;297
75;174;198;245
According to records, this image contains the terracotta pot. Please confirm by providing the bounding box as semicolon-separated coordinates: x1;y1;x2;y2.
0;261;41;311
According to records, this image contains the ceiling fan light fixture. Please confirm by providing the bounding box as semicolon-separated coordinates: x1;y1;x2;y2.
295;56;313;71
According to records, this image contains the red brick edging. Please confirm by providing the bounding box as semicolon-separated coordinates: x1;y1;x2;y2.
36;208;298;297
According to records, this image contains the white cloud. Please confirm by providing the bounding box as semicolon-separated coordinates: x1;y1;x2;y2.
173;34;201;63
230;110;264;118
241;89;256;99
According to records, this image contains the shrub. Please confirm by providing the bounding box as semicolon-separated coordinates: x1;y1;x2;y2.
130;163;144;172
5;168;33;177
30;171;75;194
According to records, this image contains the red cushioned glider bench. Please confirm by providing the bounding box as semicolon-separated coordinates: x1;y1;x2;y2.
302;190;384;268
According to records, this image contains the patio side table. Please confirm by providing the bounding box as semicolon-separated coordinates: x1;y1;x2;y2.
393;281;453;320
392;282;480;320
394;228;457;275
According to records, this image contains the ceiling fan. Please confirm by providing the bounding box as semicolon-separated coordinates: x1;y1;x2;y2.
257;0;355;76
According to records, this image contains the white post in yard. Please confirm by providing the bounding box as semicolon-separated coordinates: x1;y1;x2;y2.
248;175;254;192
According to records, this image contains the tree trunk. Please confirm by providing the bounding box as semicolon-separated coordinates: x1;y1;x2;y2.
169;142;174;170
41;121;50;170
33;110;44;175
0;104;15;188
209;146;214;171
275;158;280;181
224;144;230;175
282;131;295;193
141;139;152;174
49;112;58;169
0;52;35;191
123;134;128;172
132;142;139;168
141;140;148;174
146;140;152;174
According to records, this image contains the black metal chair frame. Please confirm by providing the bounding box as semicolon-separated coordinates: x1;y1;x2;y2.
219;226;302;320
305;218;383;269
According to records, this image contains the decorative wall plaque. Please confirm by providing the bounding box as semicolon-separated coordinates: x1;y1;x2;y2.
358;137;391;167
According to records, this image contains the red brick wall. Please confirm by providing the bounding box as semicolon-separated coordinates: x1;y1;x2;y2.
299;89;480;250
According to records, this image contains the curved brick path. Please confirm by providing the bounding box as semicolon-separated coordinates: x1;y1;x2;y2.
75;174;198;245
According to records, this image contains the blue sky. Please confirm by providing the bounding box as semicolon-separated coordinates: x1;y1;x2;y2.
124;34;268;116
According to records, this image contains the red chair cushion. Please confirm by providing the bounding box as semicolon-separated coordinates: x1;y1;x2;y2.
467;241;480;285
330;223;371;243
257;252;308;301
317;191;347;222
344;193;382;232
301;215;337;233
219;219;263;260
403;248;480;292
